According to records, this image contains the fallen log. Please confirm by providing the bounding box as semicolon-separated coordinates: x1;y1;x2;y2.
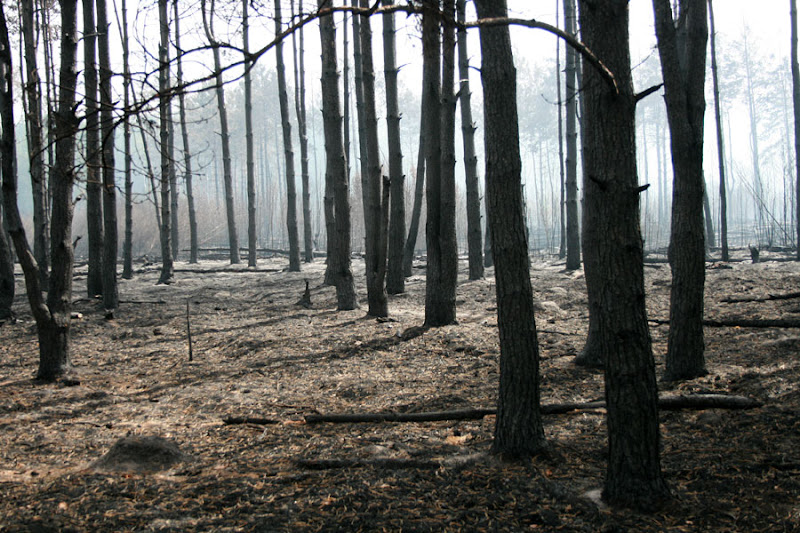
222;416;280;426
301;394;761;424
721;291;800;303
293;458;441;470
650;318;800;328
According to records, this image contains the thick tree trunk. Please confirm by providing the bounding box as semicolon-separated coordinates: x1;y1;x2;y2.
579;0;669;510
358;0;389;317
174;0;198;265
564;0;580;271
708;0;729;262
457;0;483;280
0;200;12;319
424;0;458;327
83;0;104;298
792;0;800;261
274;0;300;271
157;0;174;284
121;0;133;278
383;0;406;295
97;0;118;311
291;0;313;264
653;0;709;381
244;0;257;267
2;0;80;381
20;0;49;286
474;0;546;458
317;0;358;310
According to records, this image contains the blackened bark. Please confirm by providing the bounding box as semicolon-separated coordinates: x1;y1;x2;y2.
97;0;118;311
564;0;580;271
83;0;104;297
20;0;49;285
383;0;406;295
318;0;358;310
579;0;669;509
457;0;483;280
274;0;300;271
358;0;388;317
653;0;708;381
474;0;545;458
244;0;257;267
708;0;728;262
174;0;198;265
791;0;800;261
157;0;174;284
403;98;427;278
0;200;12;319
291;0;313;264
121;0;134;278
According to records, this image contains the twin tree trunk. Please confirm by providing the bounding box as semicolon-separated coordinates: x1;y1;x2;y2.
474;0;545;457
578;0;669;509
423;0;458;327
275;0;301;272
653;0;709;381
358;0;389;317
1;0;81;381
317;0;358;310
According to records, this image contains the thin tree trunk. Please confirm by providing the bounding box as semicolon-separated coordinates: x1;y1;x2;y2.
457;0;483;280
743;34;764;245
291;0;313;264
403;100;426;277
274;0;300;271
384;0;406;294
579;0;670;510
317;0;358;310
0;187;12;319
791;0;800;260
83;0;104;297
653;0;709;381
703;184;714;251
708;0;728;261
20;0;49;285
157;0;174;283
474;0;545;458
244;0;257;266
358;0;388;317
97;0;118;310
556;0;566;260
564;0;580;271
174;0;198;264
121;0;134;278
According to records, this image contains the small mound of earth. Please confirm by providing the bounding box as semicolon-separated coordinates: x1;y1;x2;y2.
91;436;191;473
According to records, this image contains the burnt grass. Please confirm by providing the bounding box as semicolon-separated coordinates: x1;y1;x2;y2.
0;251;798;532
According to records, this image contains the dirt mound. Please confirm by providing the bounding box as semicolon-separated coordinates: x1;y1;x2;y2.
91;436;191;473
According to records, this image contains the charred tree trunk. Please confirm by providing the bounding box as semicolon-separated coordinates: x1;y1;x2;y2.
653;0;709;381
358;0;388;317
244;0;257;267
564;0;581;271
403;98;427;278
157;0;174;283
274;0;300;271
0;194;12;319
474;0;546;458
383;0;407;295
83;0;103;297
457;0;484;280
291;0;313;264
792;0;800;260
20;0;49;285
708;0;728;262
579;0;669;510
317;0;358;310
97;0;118;311
2;0;81;381
174;0;198;265
121;0;134;278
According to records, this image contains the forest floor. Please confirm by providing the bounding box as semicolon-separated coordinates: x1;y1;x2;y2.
0;250;798;532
